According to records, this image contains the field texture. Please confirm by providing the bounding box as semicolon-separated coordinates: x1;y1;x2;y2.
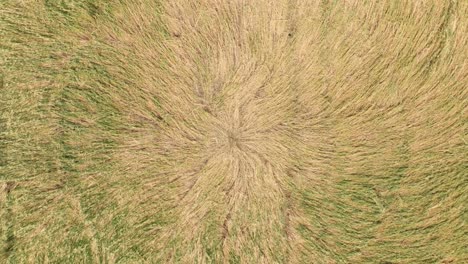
1;0;467;263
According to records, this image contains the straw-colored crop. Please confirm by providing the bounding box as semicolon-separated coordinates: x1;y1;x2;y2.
1;0;466;263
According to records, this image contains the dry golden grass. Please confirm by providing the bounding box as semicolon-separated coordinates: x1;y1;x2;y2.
1;0;467;263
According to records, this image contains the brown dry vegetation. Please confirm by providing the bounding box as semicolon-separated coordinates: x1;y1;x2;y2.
0;0;467;263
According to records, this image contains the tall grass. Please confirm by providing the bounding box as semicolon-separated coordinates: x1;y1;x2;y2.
1;0;467;263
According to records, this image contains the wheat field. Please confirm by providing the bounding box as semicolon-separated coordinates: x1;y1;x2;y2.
1;0;467;263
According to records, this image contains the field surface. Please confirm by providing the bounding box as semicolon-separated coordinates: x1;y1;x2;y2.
1;0;467;263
